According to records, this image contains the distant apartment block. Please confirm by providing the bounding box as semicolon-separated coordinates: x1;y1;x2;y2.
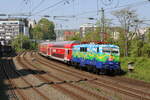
80;23;97;37
0;18;29;45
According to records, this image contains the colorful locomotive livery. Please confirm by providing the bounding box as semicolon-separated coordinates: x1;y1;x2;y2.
72;44;120;73
38;41;121;74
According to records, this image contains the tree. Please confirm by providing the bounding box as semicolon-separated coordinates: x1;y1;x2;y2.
129;38;143;57
142;28;150;57
29;25;33;39
32;25;43;40
68;32;81;41
31;18;56;40
114;27;126;56
112;8;139;56
38;18;56;40
11;34;33;51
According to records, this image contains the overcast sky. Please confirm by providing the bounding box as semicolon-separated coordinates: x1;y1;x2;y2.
0;0;150;29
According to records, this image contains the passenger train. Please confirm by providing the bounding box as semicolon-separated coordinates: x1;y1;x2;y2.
38;41;121;74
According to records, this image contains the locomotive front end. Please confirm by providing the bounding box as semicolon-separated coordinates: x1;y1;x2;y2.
96;45;121;74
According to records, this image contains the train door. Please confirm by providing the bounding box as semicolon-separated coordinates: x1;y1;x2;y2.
67;49;72;60
48;47;51;56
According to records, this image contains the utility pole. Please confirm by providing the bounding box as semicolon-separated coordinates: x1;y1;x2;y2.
101;8;105;41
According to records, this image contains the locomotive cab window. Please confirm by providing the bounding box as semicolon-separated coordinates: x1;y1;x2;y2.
102;50;111;53
112;50;118;54
97;47;99;53
80;47;87;52
102;47;119;54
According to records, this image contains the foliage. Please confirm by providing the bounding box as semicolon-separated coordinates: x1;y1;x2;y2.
81;28;101;42
121;57;150;82
11;34;36;52
31;25;43;40
31;18;56;40
68;33;81;41
129;38;143;57
112;8;139;56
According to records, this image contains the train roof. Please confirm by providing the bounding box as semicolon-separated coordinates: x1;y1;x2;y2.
39;41;80;47
51;41;80;45
73;44;119;48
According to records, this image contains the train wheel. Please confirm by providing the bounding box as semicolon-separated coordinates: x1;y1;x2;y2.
93;67;98;74
79;66;84;70
87;66;90;72
67;61;72;66
99;69;106;75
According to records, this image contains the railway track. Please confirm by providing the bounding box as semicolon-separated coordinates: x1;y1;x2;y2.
0;58;26;100
32;51;150;100
3;51;149;100
2;57;50;100
16;52;109;100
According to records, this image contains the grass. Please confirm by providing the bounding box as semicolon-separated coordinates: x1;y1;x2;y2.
120;57;150;82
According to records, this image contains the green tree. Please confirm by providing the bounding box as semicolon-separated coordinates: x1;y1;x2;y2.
39;18;56;40
82;28;101;42
142;28;150;57
31;18;56;40
11;34;33;52
32;25;43;40
68;32;81;41
112;27;126;56
129;38;143;57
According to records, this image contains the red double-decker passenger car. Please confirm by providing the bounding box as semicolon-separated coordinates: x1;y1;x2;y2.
38;41;80;63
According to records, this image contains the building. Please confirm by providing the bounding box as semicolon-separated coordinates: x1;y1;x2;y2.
64;31;76;40
80;23;97;37
28;19;36;28
0;18;29;45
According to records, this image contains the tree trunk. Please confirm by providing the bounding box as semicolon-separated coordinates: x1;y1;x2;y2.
124;24;129;57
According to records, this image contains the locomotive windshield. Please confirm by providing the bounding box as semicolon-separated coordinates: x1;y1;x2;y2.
102;47;119;54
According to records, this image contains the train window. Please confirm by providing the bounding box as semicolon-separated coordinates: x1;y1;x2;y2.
97;47;99;52
84;48;87;52
68;50;70;54
112;50;118;54
80;47;87;52
102;47;119;54
80;47;82;52
102;50;111;53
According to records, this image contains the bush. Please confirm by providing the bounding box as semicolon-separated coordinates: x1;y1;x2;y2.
121;57;150;82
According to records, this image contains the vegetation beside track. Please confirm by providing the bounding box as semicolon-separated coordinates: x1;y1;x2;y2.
120;57;150;82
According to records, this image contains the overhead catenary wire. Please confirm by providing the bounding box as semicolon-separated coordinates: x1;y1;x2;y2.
101;0;114;6
106;0;148;12
31;0;45;13
75;0;149;17
7;0;150;20
32;0;74;16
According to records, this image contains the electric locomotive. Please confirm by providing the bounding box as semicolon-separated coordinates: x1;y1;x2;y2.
71;42;120;74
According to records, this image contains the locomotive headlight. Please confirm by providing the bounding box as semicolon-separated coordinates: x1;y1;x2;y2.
108;55;113;61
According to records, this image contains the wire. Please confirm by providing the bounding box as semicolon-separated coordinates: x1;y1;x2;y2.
102;0;114;6
31;0;45;13
73;0;149;17
105;0;148;12
32;0;72;16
